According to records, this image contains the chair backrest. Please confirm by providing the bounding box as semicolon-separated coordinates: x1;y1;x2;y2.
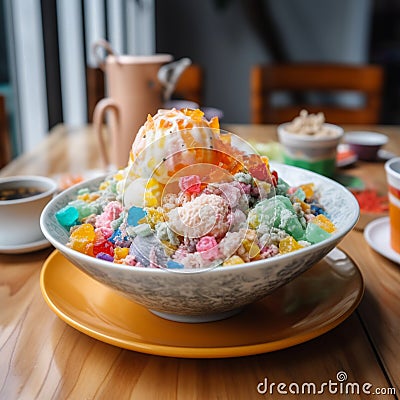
173;64;203;106
250;64;384;124
0;95;11;169
86;64;203;122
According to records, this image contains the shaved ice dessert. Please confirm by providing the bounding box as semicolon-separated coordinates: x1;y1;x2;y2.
55;108;336;270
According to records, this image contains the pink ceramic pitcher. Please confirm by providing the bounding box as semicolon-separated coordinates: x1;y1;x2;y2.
92;40;189;169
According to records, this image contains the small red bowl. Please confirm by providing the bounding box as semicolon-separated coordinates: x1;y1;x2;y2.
344;132;388;161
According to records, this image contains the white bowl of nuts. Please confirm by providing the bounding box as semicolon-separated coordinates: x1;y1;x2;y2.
278;110;344;177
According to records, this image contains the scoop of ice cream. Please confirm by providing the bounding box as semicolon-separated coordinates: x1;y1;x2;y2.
119;108;226;207
167;193;231;239
118;108;273;211
125;108;225;183
131;108;220;160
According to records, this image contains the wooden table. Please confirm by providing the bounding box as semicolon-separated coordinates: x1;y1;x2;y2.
1;124;399;399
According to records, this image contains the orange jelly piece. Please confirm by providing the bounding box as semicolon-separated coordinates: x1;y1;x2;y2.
299;183;315;199
311;214;336;233
70;223;95;255
279;236;304;254
114;247;129;260
183;108;204;121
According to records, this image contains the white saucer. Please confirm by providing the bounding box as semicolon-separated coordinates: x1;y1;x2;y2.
364;217;400;265
0;237;51;254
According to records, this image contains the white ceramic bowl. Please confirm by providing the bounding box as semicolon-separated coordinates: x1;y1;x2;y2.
40;163;359;323
0;175;57;246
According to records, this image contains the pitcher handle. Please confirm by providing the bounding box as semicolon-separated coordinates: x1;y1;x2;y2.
93;98;119;168
92;39;118;71
158;57;192;102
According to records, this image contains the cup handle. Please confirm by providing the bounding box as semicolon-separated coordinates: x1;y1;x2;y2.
92;39;118;71
93;98;119;168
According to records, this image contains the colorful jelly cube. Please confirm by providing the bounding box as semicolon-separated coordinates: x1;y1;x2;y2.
275;177;290;195
242;239;260;259
56;205;79;229
255;195;287;225
179;175;202;194
305;222;331;244
108;228;128;244
279;236;304;254
69;200;97;220
114;247;129;260
93;238;114;257
127;206;147;226
300;183;315;199
166;260;184;269
70;223;96;255
96;252;114;262
292;188;306;202
256;196;305;240
310;204;327;216
311;214;336;233
280;212;304;241
222;255;245;266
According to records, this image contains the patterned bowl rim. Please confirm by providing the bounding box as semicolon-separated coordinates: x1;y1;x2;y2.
40;162;359;275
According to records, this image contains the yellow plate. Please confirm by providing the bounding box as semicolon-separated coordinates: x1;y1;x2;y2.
40;249;364;358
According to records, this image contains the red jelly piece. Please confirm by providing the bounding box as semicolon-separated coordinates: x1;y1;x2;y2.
93;239;114;256
271;170;278;186
179;175;202;194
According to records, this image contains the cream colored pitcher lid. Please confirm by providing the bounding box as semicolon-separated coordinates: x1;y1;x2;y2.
92;39;172;70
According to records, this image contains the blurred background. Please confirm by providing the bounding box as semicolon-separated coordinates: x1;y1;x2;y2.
0;0;399;162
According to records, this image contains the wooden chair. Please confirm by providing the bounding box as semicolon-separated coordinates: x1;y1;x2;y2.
86;64;203;122
172;64;203;106
250;64;384;125
0;95;11;169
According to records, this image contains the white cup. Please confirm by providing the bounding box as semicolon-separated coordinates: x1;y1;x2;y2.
385;157;400;254
0;176;57;246
278;122;343;177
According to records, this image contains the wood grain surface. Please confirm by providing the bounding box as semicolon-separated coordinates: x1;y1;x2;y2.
1;124;399;399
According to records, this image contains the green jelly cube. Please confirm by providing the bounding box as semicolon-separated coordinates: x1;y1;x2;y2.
280;211;305;241
305;222;331;244
69;200;95;219
55;205;79;229
275;178;290;195
293;188;306;202
276;195;294;211
255;198;284;227
256;195;305;240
